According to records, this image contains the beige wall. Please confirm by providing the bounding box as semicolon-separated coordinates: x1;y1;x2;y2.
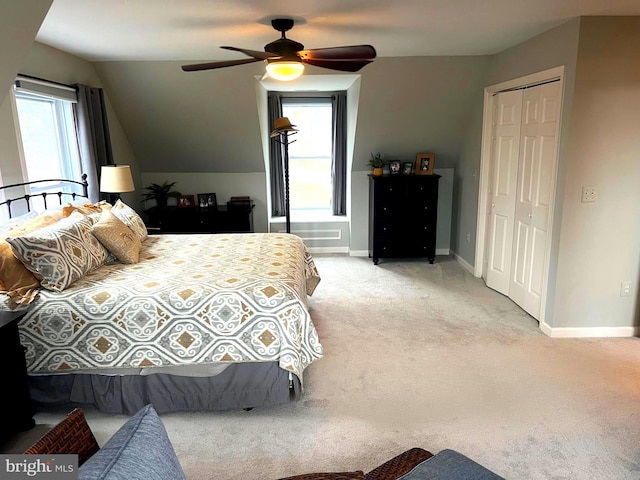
552;17;640;329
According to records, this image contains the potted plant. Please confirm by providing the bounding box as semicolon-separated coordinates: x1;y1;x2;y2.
142;181;181;208
368;153;386;176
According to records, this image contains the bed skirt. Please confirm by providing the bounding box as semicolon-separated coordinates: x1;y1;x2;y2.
29;362;301;415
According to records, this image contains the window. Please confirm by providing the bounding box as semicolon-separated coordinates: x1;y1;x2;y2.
282;98;333;214
13;78;81;204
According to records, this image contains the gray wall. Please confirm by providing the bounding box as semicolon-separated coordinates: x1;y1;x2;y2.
482;17;640;330
2;8;638;332
551;17;640;329
94;56;489;252
346;56;490;252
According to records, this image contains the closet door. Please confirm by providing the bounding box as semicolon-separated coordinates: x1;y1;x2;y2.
485;90;523;296
509;82;560;318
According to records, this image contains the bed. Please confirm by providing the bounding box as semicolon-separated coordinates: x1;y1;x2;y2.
0;179;323;414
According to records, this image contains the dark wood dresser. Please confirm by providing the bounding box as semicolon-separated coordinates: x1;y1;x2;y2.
368;174;440;265
144;205;254;234
0;309;35;441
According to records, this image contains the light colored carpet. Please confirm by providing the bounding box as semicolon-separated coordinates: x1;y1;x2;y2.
4;255;640;479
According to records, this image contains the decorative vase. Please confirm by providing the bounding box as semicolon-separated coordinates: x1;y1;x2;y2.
373;167;384;176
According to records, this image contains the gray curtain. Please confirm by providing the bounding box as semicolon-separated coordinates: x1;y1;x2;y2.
73;84;114;202
268;92;285;216
332;92;347;216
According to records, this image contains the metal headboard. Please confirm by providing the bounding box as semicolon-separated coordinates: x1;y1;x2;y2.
0;174;89;218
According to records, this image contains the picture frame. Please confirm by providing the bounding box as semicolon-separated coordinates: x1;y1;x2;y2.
402;162;413;175
197;193;217;208
178;194;196;209
415;153;435;175
388;160;401;175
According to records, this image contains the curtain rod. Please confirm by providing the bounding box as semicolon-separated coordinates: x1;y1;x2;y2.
16;73;76;90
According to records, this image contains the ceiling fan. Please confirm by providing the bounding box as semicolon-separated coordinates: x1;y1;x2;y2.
181;18;376;81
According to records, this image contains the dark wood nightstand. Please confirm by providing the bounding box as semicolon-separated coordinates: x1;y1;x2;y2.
143;205;254;234
0;309;35;441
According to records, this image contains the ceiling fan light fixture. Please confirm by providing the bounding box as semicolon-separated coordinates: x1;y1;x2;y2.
266;60;304;81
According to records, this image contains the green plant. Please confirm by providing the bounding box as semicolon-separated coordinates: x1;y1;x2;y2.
142;181;181;207
367;152;386;168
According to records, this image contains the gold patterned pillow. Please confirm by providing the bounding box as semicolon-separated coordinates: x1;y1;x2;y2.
111;199;148;242
6;212;107;292
92;209;141;264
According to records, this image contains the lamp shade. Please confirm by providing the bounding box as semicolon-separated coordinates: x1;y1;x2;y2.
265;61;304;81
100;165;134;193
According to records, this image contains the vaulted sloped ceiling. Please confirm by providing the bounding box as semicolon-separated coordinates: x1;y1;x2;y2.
93;55;489;175
0;1;52;106
94;60;268;173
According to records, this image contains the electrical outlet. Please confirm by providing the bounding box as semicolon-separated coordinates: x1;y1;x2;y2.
581;185;597;203
466;232;471;243
620;281;632;297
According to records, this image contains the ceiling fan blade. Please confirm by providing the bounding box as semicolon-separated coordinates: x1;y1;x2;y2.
301;58;374;72
298;45;376;61
221;46;280;60
181;58;263;72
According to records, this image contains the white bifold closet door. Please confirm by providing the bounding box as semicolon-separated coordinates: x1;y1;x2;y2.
485;81;560;320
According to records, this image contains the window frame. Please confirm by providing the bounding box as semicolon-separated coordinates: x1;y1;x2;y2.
282;96;334;215
11;77;82;200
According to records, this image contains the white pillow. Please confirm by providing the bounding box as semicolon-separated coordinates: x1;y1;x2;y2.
111;199;148;242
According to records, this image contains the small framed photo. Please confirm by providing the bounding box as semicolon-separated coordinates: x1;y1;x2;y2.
178;194;196;208
402;162;413;175
388;160;401;175
197;193;217;208
415;153;435;175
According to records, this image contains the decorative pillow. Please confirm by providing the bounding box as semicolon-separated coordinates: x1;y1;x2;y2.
6;212;107;292
79;404;187;480
92;209;141;264
111;199;148;242
0;210;65;305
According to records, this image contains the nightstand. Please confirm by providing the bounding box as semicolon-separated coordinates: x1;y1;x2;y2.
0;309;35;441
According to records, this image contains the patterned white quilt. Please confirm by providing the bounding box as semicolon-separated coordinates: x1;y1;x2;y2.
18;233;323;382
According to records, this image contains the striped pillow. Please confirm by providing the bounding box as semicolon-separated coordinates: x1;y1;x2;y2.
6;212;107;292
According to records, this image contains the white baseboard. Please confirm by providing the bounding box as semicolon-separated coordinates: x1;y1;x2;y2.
306;246;349;254
540;321;640;338
451;250;474;274
436;248;450;255
349;250;369;257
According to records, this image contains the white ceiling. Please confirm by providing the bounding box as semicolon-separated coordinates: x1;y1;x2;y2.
37;0;640;62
